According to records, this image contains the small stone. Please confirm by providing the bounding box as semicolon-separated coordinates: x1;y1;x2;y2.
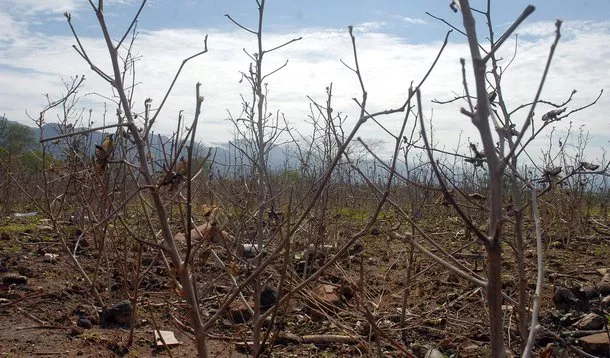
578;333;610;355
220;319;232;327
601;295;610;307
579;286;598;298
356;320;372;336
77;317;92;329
552;286;578;311
313;283;342;307
599;273;610;295
441;271;459;283
260;286;277;310
229;299;253;323
73;304;99;324
463;344;480;352
69;327;84;336
100;301;132;328
573;313;605;330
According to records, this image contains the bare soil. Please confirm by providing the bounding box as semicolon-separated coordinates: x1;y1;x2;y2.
1;213;609;357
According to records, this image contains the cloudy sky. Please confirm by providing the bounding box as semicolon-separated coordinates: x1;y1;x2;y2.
1;0;608;165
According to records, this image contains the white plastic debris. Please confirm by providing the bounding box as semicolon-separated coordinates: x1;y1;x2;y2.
43;253;59;262
154;330;180;347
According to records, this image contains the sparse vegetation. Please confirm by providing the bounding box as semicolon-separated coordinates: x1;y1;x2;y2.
1;1;608;357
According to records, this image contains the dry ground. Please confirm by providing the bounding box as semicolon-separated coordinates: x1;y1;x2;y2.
1;212;609;357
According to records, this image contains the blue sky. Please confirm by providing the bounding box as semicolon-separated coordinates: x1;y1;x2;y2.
1;0;609;164
30;0;610;39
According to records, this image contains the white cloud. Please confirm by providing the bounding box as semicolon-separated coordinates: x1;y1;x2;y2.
0;0;81;15
0;11;26;41
403;17;427;25
356;21;387;32
0;16;607;163
517;20;610;39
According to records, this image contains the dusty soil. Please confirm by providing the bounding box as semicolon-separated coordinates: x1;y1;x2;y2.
1;212;609;357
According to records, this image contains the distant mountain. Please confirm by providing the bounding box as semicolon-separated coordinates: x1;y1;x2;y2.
1;118;302;175
2;118;362;180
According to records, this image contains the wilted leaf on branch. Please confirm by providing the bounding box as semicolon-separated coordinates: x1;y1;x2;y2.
469;143;485;159
543;166;562;178
468;193;487;201
541;108;566;122
465;157;485;168
580;161;600;171
449;0;460;13
94;134;114;172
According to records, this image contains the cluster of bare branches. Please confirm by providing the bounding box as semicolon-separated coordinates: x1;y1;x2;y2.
3;0;607;357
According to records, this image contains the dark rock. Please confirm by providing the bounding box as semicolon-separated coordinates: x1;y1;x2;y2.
100;301;132;328
347;243;364;256
229;299;253;323
601;295;610;308
73;304;99;324
260;286;277;310
579;286;599;298
2;273;28;285
341;285;354;300
553;286;579;311
77;317;92;329
599;273;610;295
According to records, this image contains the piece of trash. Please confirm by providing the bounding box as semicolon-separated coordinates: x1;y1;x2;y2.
236;244;266;258
424;347;445;358
43;253;59;262
14;212;38;217
154;330;180;347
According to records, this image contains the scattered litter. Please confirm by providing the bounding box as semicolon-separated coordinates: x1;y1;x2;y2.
43;253;59;262
237;244;265;258
424;347;444;358
13;212;38;217
154;330;180;347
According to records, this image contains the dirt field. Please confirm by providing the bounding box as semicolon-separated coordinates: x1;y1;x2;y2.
1;212;609;357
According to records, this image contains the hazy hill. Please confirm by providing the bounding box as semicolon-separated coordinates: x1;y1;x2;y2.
0;118;301;174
